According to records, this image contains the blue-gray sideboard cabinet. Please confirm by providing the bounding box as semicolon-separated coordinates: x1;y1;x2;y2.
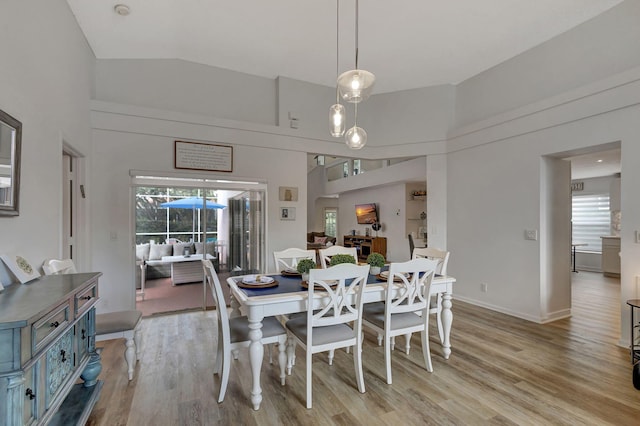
0;272;103;425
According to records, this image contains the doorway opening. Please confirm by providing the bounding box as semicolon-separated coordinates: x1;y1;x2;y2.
543;141;621;323
62;144;86;269
564;143;621;274
132;174;266;316
324;207;337;238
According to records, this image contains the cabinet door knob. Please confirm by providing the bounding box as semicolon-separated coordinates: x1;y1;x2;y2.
50;321;60;328
60;349;67;363
80;295;92;300
25;388;36;400
81;329;86;340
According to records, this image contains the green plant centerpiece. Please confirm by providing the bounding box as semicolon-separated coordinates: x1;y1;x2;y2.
296;258;317;282
329;254;356;266
366;252;385;275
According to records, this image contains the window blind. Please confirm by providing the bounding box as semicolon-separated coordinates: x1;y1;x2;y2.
572;193;610;253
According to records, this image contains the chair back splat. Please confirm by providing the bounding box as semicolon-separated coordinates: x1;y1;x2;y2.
411;247;450;275
273;248;316;273
318;245;358;268
42;258;77;275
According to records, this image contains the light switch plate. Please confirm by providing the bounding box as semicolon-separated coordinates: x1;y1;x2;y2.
525;229;538;241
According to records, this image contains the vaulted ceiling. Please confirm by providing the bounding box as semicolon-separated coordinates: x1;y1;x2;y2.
67;0;621;94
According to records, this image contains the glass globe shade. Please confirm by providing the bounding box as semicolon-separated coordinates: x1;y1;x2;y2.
337;69;375;103
329;104;346;137
345;126;367;149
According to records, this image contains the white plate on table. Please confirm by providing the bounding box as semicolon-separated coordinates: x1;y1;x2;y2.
242;275;275;285
281;267;301;275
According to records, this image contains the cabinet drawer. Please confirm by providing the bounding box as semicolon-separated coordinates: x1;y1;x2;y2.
75;282;98;316
32;303;70;354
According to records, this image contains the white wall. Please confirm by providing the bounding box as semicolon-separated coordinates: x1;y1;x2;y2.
0;0;94;283
337;183;407;263
358;85;455;146
89;104;307;312
96;59;277;126
95;60;454;157
426;155;447;250
447;68;640;332
454;1;640;127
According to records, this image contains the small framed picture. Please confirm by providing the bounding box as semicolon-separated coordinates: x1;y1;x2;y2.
280;207;296;220
0;253;41;284
279;186;298;201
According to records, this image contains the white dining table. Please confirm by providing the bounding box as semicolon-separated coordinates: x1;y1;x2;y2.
226;272;456;410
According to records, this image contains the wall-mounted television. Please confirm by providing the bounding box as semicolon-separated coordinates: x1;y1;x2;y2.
355;203;378;224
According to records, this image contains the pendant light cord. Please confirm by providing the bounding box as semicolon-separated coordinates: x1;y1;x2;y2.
336;0;340;103
355;0;359;70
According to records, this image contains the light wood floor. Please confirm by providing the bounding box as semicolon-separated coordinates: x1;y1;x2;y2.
87;272;640;425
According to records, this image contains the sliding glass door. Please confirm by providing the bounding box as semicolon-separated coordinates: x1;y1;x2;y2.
228;191;265;275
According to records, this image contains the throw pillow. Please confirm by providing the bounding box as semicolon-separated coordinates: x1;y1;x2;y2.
149;243;172;260
136;243;150;261
314;236;328;244
173;242;195;257
195;242;217;256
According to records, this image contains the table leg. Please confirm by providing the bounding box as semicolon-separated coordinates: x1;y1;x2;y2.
137;262;146;300
229;294;241;318
441;290;453;359
203;278;207;311
247;318;264;410
631;305;636;364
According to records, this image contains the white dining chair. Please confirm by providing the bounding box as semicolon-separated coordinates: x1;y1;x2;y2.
284;263;370;408
42;258;143;380
42;258;78;275
318;245;358;268
362;258;438;384
369;248;450;353
202;259;288;403
273;248;317;273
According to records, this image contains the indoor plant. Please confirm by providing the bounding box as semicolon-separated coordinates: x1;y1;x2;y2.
366;252;385;275
329;254;356;266
296;258;317;282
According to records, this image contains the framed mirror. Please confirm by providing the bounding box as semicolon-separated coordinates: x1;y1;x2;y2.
0;109;21;216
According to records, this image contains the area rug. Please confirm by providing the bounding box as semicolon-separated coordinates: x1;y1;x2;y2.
136;277;216;317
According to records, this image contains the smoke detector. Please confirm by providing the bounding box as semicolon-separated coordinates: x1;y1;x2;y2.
114;4;130;16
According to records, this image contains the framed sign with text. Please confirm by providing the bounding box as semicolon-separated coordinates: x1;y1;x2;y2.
174;140;233;172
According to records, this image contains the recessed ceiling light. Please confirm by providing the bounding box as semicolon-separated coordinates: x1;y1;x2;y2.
596;159;603;163
114;4;130;16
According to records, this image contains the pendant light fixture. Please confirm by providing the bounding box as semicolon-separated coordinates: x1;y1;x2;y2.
339;0;374;149
337;0;375;103
345;102;367;149
329;0;346;137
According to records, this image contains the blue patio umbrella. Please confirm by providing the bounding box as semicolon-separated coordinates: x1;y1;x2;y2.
160;197;226;241
160;197;226;210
